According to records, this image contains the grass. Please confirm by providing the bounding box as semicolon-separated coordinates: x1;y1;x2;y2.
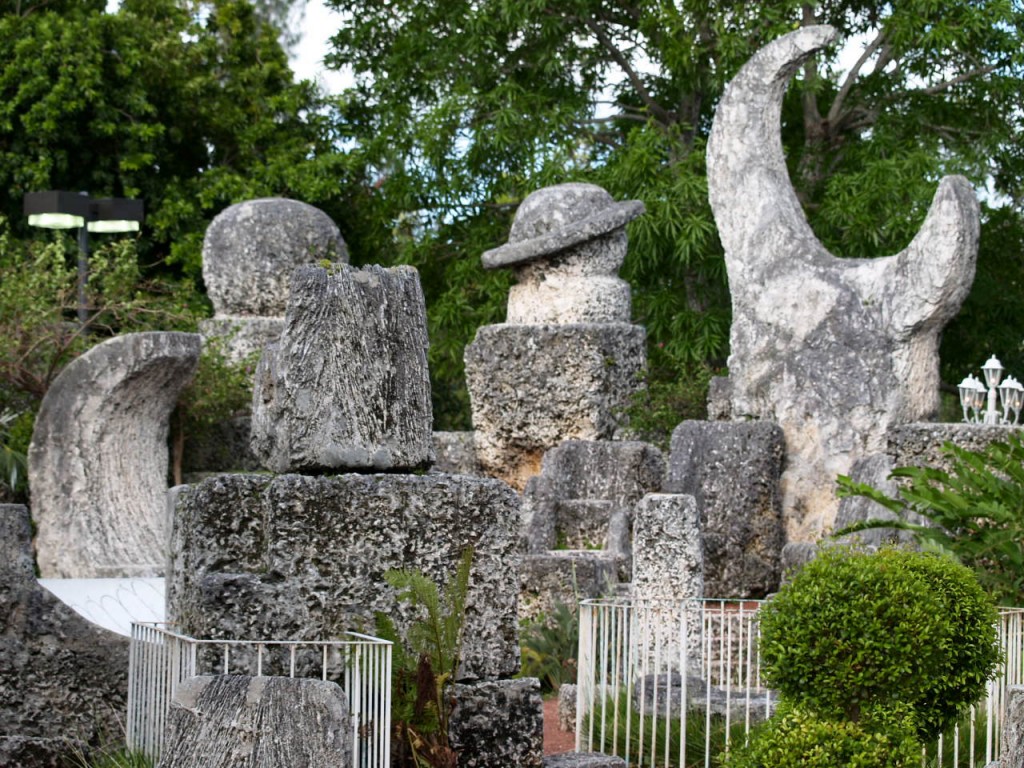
579;691;753;768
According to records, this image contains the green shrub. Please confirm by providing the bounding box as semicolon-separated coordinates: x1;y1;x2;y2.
836;434;1024;605
724;703;920;768
758;546;999;740
519;601;579;693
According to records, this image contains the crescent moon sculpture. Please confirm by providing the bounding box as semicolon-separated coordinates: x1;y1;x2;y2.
706;26;979;541
30;332;201;578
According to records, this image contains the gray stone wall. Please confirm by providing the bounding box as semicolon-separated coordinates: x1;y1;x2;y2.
0;505;129;768
167;472;522;681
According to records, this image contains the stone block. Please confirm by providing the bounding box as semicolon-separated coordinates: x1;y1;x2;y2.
432;430;482;475
465;325;646;488
157;675;351;767
665;421;785;598
888;422;1023;471
707;27;978;541
202;197;347;317
998;685;1024;767
519;552;619;624
558;683;578;732
449;678;543;768
167;473;522;680
0;505;129;763
251;264;433;473
543;754;626;768
632;494;703;602
29;332;201;578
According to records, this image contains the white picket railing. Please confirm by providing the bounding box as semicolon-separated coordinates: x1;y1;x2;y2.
577;598;1024;768
126;623;392;768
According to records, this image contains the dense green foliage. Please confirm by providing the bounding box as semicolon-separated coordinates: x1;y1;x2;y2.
0;0;350;277
325;0;1024;427
837;435;1024;606
519;601;579;693
757;547;999;741
375;548;472;768
724;703;921;768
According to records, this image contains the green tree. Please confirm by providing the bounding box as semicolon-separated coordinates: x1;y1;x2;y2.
0;0;353;279
325;0;1024;429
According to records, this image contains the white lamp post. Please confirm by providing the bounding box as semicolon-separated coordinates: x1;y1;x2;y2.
959;355;1023;425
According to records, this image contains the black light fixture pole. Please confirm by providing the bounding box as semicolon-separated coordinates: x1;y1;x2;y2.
23;191;144;328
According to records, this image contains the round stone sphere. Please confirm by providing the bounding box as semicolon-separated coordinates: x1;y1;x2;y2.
203;198;348;317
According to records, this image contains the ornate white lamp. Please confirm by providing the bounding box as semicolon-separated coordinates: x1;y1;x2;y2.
959;356;1023;425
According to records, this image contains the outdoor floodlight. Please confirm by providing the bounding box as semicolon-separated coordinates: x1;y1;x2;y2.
23;190;90;229
87;197;144;233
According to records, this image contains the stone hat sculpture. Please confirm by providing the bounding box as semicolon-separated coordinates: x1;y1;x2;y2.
481;183;644;270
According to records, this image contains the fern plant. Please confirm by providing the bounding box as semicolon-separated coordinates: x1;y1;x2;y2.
376;547;473;768
835;434;1024;606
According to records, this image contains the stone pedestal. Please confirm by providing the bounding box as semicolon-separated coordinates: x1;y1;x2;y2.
29;332;201;578
519;551;620;623
665;421;785;598
465;325;646;488
168;472;521;681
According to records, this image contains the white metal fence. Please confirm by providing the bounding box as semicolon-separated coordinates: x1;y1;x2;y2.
126;623;392;768
577;598;1024;768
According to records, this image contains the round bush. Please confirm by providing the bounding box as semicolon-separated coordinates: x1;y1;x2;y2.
758;546;999;738
724;703;920;768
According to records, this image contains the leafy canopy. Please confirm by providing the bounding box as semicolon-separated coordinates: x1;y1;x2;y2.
326;0;1024;429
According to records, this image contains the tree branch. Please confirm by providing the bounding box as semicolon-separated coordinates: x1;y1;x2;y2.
827;29;887;127
918;65;997;95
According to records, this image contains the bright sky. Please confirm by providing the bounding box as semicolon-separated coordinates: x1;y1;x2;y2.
290;0;351;94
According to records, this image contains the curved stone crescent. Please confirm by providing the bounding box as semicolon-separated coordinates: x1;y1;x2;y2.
30;332;202;578
705;25;978;541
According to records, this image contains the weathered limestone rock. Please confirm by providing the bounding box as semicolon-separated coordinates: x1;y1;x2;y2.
833;453;910;549
251;264;433;473
203;198;348;318
466;326;646;487
519;551;619;623
632;494;703;602
0;505;129;768
888;422;1022;470
665;421;785;598
448;678;544;768
167;472;521;680
996;686;1024;768
432;430;482;475
558;683;577;732
706;26;978;541
544;754;626;768
632;494;703;670
157;675;351;768
30;332;201;578
482;183;644;325
200;198;348;363
521;440;665;553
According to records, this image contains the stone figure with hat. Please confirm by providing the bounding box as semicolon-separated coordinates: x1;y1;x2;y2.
465;182;648;489
482;182;644;325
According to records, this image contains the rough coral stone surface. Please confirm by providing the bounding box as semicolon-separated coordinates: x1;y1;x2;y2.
998;685;1024;768
632;493;704;602
167;472;522;680
29;332;201;578
665;421;785;598
0;505;129;768
888;423;1023;471
544;754;626;768
202;197;348;317
158;675;351;768
521;440;665;554
432;430;482;475
518;551;619;624
198;315;285;365
465;327;646;489
706;27;978;541
251;264;433;473
449;678;544;768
